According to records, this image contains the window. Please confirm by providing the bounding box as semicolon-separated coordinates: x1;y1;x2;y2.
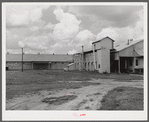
136;59;139;66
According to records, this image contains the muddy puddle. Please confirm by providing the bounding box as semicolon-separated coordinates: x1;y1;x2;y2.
42;95;77;105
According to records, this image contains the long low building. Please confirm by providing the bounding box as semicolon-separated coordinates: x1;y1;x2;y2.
68;36;144;74
6;54;73;70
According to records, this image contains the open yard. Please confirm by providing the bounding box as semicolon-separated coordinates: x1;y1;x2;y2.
6;70;143;110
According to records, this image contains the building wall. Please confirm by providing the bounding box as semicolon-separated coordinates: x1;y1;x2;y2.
72;39;143;74
73;48;111;73
6;62;32;70
6;62;71;70
94;38;113;50
84;53;94;62
115;41;143;60
94;38;112;73
96;48;110;73
114;40;144;73
6;62;22;70
74;54;82;71
97;50;101;71
23;62;32;69
33;63;48;70
135;57;143;69
102;48;110;73
84;52;94;71
73;38;113;73
49;62;70;70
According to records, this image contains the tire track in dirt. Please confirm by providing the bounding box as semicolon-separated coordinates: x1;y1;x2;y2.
6;79;143;110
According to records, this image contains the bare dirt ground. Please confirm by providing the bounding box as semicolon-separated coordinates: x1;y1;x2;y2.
6;78;143;110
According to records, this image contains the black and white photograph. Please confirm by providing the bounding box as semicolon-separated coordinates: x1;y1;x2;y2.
2;2;147;121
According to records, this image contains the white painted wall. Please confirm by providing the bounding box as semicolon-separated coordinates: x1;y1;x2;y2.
94;38;113;50
73;37;113;72
97;50;101;72
96;48;110;73
101;48;110;73
94;37;112;73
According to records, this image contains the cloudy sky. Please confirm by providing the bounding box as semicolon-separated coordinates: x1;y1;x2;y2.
5;3;144;54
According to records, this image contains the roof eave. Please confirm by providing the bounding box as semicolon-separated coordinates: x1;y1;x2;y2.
115;39;144;52
92;36;115;44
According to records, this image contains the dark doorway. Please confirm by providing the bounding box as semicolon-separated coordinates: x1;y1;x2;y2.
110;60;118;72
110;50;118;72
33;63;48;70
120;57;133;73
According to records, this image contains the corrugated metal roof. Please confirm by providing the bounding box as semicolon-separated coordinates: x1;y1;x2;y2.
115;39;143;52
83;48;93;53
6;54;73;62
76;47;93;54
135;48;144;56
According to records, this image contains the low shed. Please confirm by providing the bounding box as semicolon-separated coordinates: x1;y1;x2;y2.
6;54;73;70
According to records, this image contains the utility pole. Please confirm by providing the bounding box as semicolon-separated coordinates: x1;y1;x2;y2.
22;47;23;72
82;46;84;71
118;53;121;73
92;44;96;70
133;46;136;73
92;36;96;71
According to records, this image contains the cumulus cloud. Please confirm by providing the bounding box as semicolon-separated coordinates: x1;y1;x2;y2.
6;5;144;54
24;49;39;54
76;30;94;42
52;8;81;40
51;43;63;48
29;8;43;22
7;11;30;26
96;25;143;45
6;30;21;49
18;41;25;48
6;4;50;26
19;35;50;50
96;9;144;45
73;29;95;50
6;49;22;54
69;6;143;28
44;22;55;30
30;26;39;31
68;49;77;54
